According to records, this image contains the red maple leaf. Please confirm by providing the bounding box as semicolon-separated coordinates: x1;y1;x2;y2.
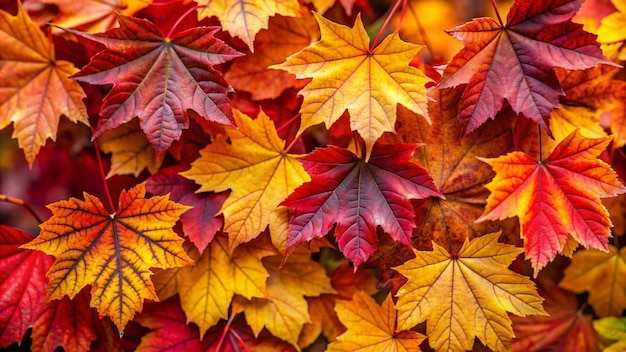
439;0;612;136
68;14;242;153
282;143;443;266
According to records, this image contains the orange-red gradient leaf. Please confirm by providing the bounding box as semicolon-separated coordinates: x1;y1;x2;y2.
22;183;194;332
439;0;612;136
0;3;88;165
477;129;626;275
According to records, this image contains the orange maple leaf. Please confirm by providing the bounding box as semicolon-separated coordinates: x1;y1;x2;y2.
42;0;150;33
0;2;88;165
477;129;626;275
327;290;425;352
394;232;546;352
22;183;194;332
272;12;431;159
560;245;626;317
195;0;304;50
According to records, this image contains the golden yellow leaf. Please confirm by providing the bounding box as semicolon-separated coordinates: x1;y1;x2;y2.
597;0;626;61
560;245;626;317
22;183;194;331
327;290;425;352
195;0;304;50
181;109;310;252
98;120;163;178
237;253;335;347
394;232;546;352
177;236;268;335
272;12;431;159
0;2;88;165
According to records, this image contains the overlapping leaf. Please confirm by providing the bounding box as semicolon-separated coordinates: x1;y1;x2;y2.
99;120;162;178
477;129;626;274
272;13;431;159
327;291;425;352
42;0;150;33
559;245;626;317
594;316;626;351
512;279;599;352
282;143;443;266
0;226;52;348
181;109;310;252
394;233;546;352
22;183;194;331
195;0;303;50
439;0;612;136
70;14;242;153
0;3;88;165
597;0;626;61
146;166;227;254
236;253;335;347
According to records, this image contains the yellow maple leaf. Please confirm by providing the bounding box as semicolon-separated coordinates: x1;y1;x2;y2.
0;2;88;165
559;245;626;317
235;253;335;347
195;0;303;50
272;13;431;159
327;290;425;352
181;109;310;252
176;236;269;335
394;232;546;352
597;0;626;61
22;183;194;331
98;120;163;178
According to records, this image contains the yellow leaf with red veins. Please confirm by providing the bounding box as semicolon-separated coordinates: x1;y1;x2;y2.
195;0;304;50
327;291;425;352
560;245;626;317
225;14;320;100
477;129;626;275
98;120;163;178
22;183;194;332
176;236;269;335
394;233;546;352
272;12;431;159
236;253;335;347
181;109;310;252
0;3;88;165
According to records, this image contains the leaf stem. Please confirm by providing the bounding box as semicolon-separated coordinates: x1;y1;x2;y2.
90;126;115;212
491;0;504;26
166;5;206;39
284;136;299;154
370;0;407;50
538;125;543;162
215;313;235;351
275;113;300;134
0;195;43;224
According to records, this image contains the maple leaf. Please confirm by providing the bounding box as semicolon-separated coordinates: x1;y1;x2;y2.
195;0;303;50
225;14;320;100
383;88;514;252
235;253;335;347
69;14;242;153
0;2;88;165
181;109;310;251
597;0;626;61
476;129;626;274
394;232;546;352
512;279;599;352
0;225;52;348
438;0;612;136
146;166;227;254
327;290;425;352
559;245;626;317
272;12;431;159
22;183;194;331
282;143;443;266
42;0;150;33
99;120;163;178
176;236;269;335
594;316;626;352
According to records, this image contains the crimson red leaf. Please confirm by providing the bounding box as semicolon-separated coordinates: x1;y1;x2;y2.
0;225;52;348
282;143;443;266
146;166;228;254
69;14;242;153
